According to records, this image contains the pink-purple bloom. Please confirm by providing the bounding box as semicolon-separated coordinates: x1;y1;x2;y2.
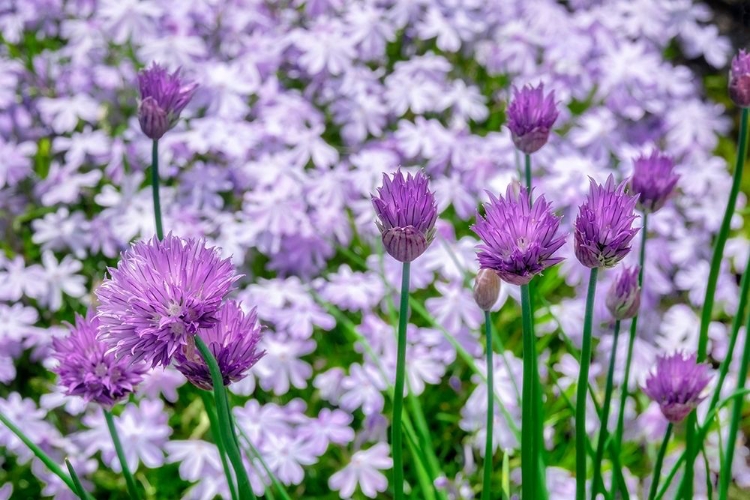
606;266;641;320
643;352;712;423
174;301;265;391
137;63;198;140
96;234;239;368
631;151;679;213
506;83;559;154
472;186;565;286
574;175;639;269
52;311;147;408
729;49;750;108
372;170;438;263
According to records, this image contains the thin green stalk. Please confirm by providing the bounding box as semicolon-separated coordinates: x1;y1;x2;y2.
104;410;140;500
525;153;532;196
150;139;164;240
687;106;749;498
520;283;541;500
0;410;75;492
198;391;239;500
482;310;494;500
392;261;410;500
576;267;599;500
236;426;293;500
65;458;88;500
647;423;672;500
591;320;621;500
194;337;256;500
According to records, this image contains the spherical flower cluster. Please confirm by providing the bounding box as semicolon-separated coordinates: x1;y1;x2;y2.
729;49;750;108
472;185;566;285
96;234;240;368
643;352;712;423
574;175;639;269
605;266;641;320
174;301;265;391
372;170;438;263
506;83;559;155
137;63;198;140
52;311;147;408
631;151;679;213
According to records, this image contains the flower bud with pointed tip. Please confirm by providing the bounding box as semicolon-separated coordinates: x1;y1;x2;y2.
473;268;501;311
507;83;559;154
138;97;169;140
730;50;750;108
137;63;198;140
606;266;640;320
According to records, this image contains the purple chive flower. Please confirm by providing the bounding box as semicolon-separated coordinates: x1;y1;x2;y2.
52;311;147;408
631;151;679;213
729;49;750;108
174;301;265;391
372;170;438;263
472;185;566;286
96;234;240;368
506;83;559;155
574;175;639;269
137;63;198;140
605;265;640;320
643;352;712;423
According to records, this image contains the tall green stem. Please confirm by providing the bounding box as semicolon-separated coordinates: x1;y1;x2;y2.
520;284;542;500
591;320;621;499
104;410;140;500
65;458;88;500
482;310;494;500
647;423;673;500
194;337;256;500
524;154;532;196
576;267;599;500
686;107;749;498
392;261;410;500
198;391;239;500
150;139;164;240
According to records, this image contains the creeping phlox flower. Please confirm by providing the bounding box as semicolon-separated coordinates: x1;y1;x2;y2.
643;352;712;423
96;234;240;368
174;301;265;391
52;311;147;408
574;175;639;269
631;151;679;213
372;170;438;263
605;266;641;320
506;83;559;154
729;49;750;108
472;185;566;286
137;63;198;140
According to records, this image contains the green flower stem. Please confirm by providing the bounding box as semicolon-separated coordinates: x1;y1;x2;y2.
0;410;76;493
198;391;239;500
482;310;494;500
104;410;140;500
194;336;256;500
65;458;88;500
150;139;164;240
686;107;749;498
236;425;293;500
591;320;621;500
576;267;599;500
520;283;541;500
646;423;672;500
392;261;411;500
525;154;532;197
718;274;750;498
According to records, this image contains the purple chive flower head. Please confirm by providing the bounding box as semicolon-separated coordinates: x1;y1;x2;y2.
52;311;147;408
631;151;679;213
472;185;566;286
372;170;438;263
96;234;240;368
605;266;641;320
643;352;712;423
729;49;750;108
574;175;639;269
506;83;559;154
174;301;265;391
137;63;198;140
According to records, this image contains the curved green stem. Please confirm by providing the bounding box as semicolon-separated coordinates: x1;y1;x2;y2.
150;139;164;240
520;283;541;500
576;267;599;500
482;310;494;500
194;336;256;500
392;261;410;500
65;458;88;500
647;423;673;500
104;410;140;500
198;391;239;500
591;320;621;499
524;154;532;198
